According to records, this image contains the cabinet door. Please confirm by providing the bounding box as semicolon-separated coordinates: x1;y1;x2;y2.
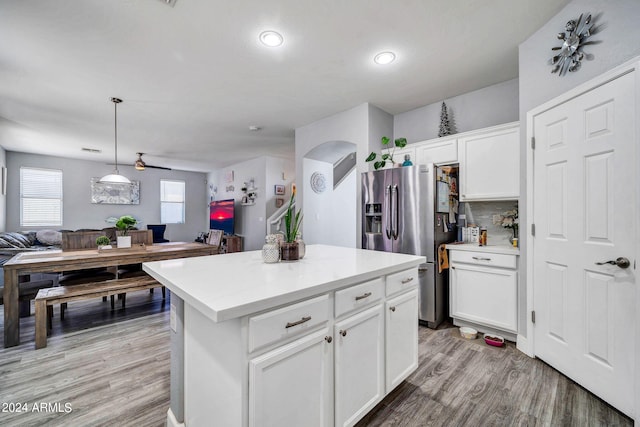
249;328;333;427
334;305;384;427
458;125;519;201
385;289;419;393
450;262;517;332
415;138;457;165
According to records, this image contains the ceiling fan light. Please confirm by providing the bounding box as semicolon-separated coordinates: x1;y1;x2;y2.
135;153;146;171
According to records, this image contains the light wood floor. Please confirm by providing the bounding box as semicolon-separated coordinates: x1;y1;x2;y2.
0;293;632;427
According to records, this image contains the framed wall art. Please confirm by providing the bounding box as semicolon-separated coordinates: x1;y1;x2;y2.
91;178;140;205
274;185;285;195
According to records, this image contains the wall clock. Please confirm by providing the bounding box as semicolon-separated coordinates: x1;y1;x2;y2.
310;172;326;194
550;13;594;76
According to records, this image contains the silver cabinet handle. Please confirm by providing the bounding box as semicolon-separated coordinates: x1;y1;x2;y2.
285;316;311;329
401;277;414;284
596;257;630;269
324;336;332;343
472;256;492;261
355;292;372;301
339;330;347;337
389;306;396;312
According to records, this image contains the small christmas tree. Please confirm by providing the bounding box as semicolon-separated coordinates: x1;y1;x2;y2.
438;102;451;137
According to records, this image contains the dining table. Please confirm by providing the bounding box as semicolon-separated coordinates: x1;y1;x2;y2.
2;241;217;348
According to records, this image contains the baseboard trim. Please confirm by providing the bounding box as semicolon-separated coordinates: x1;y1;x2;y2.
167;408;185;427
516;334;534;357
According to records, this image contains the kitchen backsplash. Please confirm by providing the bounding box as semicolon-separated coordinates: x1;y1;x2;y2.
462;200;519;246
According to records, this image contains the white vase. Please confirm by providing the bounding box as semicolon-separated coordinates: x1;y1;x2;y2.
117;236;131;248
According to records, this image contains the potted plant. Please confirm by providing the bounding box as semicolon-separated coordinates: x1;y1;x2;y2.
365;136;408;170
281;191;302;261
96;235;112;250
115;215;138;248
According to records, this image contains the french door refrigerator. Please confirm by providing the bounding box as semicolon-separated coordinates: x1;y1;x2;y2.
362;164;456;328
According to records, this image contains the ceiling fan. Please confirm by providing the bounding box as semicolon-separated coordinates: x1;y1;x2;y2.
133;152;172;171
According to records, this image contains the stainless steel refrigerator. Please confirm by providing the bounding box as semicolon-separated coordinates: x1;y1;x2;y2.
362;164;456;328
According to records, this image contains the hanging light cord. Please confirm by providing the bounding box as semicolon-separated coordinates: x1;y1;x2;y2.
113;98;119;173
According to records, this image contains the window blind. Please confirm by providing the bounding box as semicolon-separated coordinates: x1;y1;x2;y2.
161;179;185;224
20;167;63;227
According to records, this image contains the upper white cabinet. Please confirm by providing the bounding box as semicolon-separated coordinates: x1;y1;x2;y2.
415;137;458;165
458;123;520;201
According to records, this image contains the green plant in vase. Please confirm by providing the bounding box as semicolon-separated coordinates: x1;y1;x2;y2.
115;215;138;236
282;191;303;260
365;136;408;170
96;236;111;247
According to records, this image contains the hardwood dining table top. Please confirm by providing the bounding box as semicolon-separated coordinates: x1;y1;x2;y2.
3;241;217;348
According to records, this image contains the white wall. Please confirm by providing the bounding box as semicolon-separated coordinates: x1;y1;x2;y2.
394;79;519;143
303;158;356;248
0;146;6;231
296;103;393;248
6;151;207;242
517;0;640;337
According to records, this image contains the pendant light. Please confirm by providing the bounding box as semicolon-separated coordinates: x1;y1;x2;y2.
99;97;131;184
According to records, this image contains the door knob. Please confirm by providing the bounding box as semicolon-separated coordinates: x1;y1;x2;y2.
595;257;630;269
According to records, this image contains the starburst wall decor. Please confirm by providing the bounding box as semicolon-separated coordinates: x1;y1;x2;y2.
549;13;595;76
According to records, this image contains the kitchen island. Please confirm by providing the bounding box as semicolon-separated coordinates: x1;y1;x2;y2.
143;244;425;427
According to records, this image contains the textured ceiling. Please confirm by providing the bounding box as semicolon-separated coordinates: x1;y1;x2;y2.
0;0;570;172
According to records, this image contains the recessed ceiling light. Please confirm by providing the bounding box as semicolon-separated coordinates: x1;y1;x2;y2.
374;51;396;65
249;125;261;131
259;31;283;47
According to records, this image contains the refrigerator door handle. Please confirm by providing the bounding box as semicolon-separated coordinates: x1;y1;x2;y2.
392;184;399;240
385;185;392;239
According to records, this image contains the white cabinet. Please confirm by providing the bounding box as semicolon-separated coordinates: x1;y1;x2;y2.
385;289;419;392
334;305;384;427
415;137;458;165
184;266;420;427
449;249;518;333
249;328;333;427
458;123;520;201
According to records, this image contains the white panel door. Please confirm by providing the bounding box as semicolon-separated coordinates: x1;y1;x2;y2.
532;71;636;416
249;328;333;427
334;305;384;427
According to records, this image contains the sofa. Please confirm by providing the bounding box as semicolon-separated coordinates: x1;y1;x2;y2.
0;230;62;316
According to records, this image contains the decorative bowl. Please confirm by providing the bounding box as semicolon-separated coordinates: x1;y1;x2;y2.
459;327;477;340
484;334;505;347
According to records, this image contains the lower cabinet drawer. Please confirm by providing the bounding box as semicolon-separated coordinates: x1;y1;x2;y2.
334;278;383;318
248;294;330;353
386;268;418;296
449;250;516;269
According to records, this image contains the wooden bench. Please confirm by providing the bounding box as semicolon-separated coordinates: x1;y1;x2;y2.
34;275;165;349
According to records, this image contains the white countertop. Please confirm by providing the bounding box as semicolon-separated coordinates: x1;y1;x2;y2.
445;242;520;255
143;244;425;323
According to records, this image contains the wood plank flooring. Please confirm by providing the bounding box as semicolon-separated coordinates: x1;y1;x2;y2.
0;293;633;426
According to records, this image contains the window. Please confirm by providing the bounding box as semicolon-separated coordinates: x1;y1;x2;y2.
161;179;185;224
20;167;63;227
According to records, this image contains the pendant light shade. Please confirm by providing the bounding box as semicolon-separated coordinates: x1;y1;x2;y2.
99;97;131;184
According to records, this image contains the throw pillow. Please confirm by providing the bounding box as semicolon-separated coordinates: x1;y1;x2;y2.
36;229;63;246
